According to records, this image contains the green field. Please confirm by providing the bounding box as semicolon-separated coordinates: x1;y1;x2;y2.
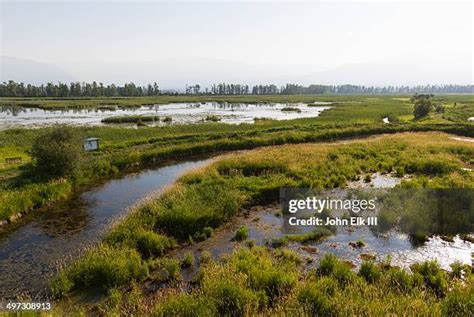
0;94;396;109
0;95;473;222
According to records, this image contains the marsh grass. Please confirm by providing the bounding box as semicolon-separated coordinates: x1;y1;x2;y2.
1;102;472;222
205;115;221;122
233;225;249;241
151;247;472;316
281;107;302;113
50;132;474;298
101;115;160;124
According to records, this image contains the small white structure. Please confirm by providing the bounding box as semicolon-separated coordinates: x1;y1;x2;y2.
84;137;100;151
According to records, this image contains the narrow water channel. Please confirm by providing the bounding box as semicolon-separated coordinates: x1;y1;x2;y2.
0;159;212;300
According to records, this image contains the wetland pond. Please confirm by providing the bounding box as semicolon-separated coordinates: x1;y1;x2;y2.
169;173;472;286
0;102;331;129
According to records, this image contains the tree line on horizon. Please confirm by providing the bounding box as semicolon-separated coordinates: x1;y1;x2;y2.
0;80;472;97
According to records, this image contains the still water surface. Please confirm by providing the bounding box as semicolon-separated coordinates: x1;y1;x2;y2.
0;159;211;299
0;102;331;129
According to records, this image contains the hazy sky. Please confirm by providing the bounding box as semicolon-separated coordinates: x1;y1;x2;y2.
0;1;472;88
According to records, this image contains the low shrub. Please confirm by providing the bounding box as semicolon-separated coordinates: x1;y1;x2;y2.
297;283;333;316
386;268;415;293
135;230;177;258
182;251;195;268
281;107;302;113
102;115;160;124
51;244;148;296
233;226;249;241
210;281;257;316
441;281;474;317
410;261;448;296
159;258;181;280
205;115;221;122
155;183;244;240
449;261;471;279
359;261;382;283
318;254;355;287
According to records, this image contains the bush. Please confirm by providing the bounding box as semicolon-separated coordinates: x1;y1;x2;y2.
387;268;415;293
318;254;355;287
135;230;177;258
52;245;148;295
412;94;433;119
256;269;296;302
441;283;474;317
155;183;244;240
275;249;302;264
297;283;333;316
203;226;214;238
281;107;302;113
205;115;221;122
160;258;181;280
182;251;195;268
234;226;249;241
318;254;339;276
102;115;160;124
434;104;445;113
449;261;471;279
31;126;83;178
359;261;382;283
209;281;257;316
410;261;447;296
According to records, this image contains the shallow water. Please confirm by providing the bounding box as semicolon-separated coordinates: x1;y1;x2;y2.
0;102;331;129
170;174;472;280
173;206;472;280
0;159;211;300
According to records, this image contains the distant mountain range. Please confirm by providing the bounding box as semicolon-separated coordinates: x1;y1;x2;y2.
1;55;472;90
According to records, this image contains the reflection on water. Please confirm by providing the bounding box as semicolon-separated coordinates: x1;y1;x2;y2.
0;102;331;129
0;159;211;300
166;206;472;287
35;197;92;238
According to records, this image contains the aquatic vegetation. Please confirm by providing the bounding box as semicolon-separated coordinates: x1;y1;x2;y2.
205;115;221;122
269;228;332;247
50;132;474;299
182;251;195;268
281;107;302;113
233;225;249;241
135;230;177;258
101;115;160;124
51;244;148;297
359;261;382;283
200;250;212;264
87;246;474;316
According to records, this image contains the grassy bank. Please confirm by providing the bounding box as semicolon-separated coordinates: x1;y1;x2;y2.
151;248;472;316
51;132;473;314
1;123;472;223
